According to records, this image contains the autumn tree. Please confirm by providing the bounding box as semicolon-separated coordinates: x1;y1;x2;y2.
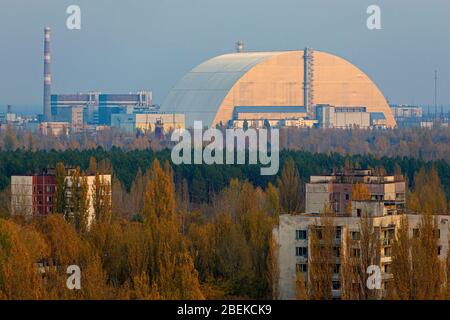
341;212;380;300
390;216;413;299
0;219;48;299
277;158;303;214
265;183;281;220
68;167;90;234
3;127;17;151
410;211;445;299
92;173;112;224
308;208;336;300
142;159;203;299
266;235;279;299
409;167;447;215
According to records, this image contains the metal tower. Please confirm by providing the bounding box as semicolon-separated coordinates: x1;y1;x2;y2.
303;48;315;118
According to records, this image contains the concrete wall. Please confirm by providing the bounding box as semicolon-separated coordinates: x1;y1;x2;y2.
305;183;330;214
11;176;33;216
334;111;370;128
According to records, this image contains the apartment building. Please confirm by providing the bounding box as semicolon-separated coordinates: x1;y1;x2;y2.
11;169;111;226
274;213;450;300
274;170;448;299
305;169;406;216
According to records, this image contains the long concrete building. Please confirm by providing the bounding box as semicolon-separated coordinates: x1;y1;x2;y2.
161;50;396;128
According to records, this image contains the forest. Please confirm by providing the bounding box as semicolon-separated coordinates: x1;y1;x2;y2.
0;147;449;299
0;148;449;212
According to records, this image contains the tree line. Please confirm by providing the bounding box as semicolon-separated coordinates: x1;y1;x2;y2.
0;148;448;216
1;125;449;162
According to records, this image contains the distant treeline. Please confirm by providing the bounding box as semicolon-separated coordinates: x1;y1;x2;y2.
1;126;450;163
0;148;448;201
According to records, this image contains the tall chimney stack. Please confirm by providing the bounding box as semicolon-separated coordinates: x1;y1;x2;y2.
43;27;52;122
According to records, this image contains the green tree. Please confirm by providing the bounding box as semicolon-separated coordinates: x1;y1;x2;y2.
55;162;67;215
68;167;90;234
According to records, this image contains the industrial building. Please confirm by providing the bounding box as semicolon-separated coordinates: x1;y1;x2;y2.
41;27;157;129
0;105;17;125
39;122;70;136
229;106;317;128
274;170;449;299
161;49;396;128
51;91;154;125
50;105;84;133
316;105;387;129
11;169;111;227
111;113;185;133
390;105;424;128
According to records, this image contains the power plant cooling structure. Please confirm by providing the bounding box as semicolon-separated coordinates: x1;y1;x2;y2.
43;27;52;121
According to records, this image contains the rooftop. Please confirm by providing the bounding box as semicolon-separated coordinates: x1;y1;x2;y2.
310;169;404;184
233;106;307;114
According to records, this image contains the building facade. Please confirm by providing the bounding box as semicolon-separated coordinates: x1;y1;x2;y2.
391;105;423;128
274;213;450;300
11;170;111;226
39;122;70;136
52;106;84;133
51;91;154;124
111;113;185;133
316;105;387;129
274;170;448;300
229;106;316;128
305;169;406;216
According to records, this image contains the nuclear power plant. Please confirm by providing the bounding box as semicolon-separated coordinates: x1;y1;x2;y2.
38;26;398;133
161;49;396;129
39;28;183;134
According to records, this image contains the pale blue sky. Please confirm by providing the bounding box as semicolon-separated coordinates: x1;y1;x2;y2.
0;0;449;113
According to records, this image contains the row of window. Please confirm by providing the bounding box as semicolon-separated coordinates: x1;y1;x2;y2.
296;228;443;258
33;196;53;204
296;246;341;258
295;227;343;240
33;186;54;193
296;263;341;275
